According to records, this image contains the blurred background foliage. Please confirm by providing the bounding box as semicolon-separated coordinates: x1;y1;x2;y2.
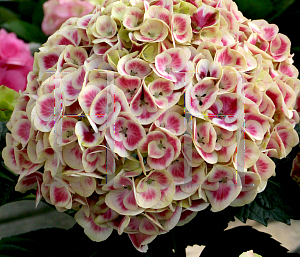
0;0;47;43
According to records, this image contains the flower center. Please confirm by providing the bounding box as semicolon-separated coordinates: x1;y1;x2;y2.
165;67;171;74
119;126;128;137
154;91;163;98
66;130;74;138
124;185;132;190
195;93;206;106
221;177;227;183
197;135;205;145
130;70;138;76
107;102;113;113
146;179;153;185
217;110;225;119
216;134;223;142
140;99;149;107
158;140;166;149
127;88;137;97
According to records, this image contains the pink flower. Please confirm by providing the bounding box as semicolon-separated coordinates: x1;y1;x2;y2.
42;0;95;35
0;29;33;92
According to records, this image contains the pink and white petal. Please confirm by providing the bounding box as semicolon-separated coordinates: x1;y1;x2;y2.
176;210;198;226
15;172;43;193
105;129;130;158
218;67;237;92
134;19;168;43
35;93;55;121
35;178;42;208
244;139;261;169
251;153;275;180
11;119;32;147
123;190;139;211
105;189;145;215
37;46;65;75
49;182;72;208
157;127;181;160
138;131;167;153
139;217;159;235
196;147;218;164
260;24;279;41
163;205;182;231
115;75;141;103
147;145;174;170
69;47;88;66
62;142;84;169
153;52;175;80
149;78;173;95
151;182;175;209
128;233;156;253
238;171;261;192
230;189;258;207
148;141;165;158
270;33;291;58
110;117;126;142
167;158;192;185
75;208;113;242
181;136;204;167
81;176;96;191
173;185;191;200
217;145;236;163
206;178;242;212
61;118;78;145
162;112;186;135
94;208;119;225
278;62;299;78
191;4;219;32
136;184;161;208
75;121;103;148
145;6;171;26
123;120;146;151
78;85;101;113
174;27;193;44
245;120;264;141
125;58;152;79
148;170;173;189
117;215;131;235
207;165;234;183
215;47;237;67
187;199;209;211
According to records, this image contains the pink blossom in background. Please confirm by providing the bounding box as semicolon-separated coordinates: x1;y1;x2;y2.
0;29;33;92
42;0;95;35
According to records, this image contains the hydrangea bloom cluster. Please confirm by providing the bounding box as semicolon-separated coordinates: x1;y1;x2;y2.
3;0;300;252
0;29;34;92
42;0;95;35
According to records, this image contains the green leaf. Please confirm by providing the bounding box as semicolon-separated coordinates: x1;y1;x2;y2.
2;19;47;43
267;0;295;22
292;46;300;52
234;0;295;22
0;121;9;153
0;6;19;25
234;0;274;20
229;143;300;226
0;85;20;122
200;226;289;257
32;0;47;27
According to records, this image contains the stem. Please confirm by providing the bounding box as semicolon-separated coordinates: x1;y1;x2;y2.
171;230;177;254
